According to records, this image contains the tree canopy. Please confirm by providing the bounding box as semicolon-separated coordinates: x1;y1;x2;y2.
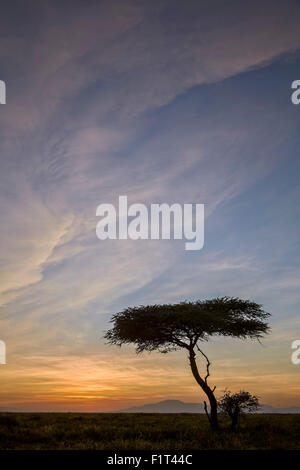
218;390;260;415
105;297;270;353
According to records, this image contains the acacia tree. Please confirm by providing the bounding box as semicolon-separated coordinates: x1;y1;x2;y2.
218;390;260;430
104;297;270;430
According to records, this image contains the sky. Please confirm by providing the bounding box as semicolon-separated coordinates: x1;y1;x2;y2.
0;0;300;411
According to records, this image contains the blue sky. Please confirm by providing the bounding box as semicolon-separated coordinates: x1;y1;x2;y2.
0;0;300;410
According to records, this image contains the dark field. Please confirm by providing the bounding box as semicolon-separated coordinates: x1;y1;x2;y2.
0;413;299;450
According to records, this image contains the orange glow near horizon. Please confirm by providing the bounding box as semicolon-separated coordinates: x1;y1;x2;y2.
1;339;300;412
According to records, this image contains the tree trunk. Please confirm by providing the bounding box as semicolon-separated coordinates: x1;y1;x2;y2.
230;409;239;431
188;348;219;430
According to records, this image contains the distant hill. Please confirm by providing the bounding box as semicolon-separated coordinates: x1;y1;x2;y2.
116;399;300;414
118;400;204;413
0;407;22;412
259;404;300;414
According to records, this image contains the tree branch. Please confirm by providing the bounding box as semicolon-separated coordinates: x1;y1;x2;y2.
196;344;211;384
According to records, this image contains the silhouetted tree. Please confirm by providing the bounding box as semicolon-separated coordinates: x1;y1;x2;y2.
105;297;270;430
218;390;260;430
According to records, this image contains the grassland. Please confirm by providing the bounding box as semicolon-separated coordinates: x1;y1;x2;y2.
0;412;299;450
